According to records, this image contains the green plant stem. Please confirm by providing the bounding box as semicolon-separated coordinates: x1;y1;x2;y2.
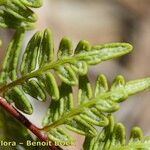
0;57;76;93
42;96;111;131
0;97;63;150
0;45;129;94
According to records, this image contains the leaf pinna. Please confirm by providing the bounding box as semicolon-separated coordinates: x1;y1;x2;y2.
0;0;42;29
83;115;150;150
42;74;150;143
0;28;133;114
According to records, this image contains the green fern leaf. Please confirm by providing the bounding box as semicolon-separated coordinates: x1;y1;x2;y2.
0;29;133;114
20;0;42;8
0;29;25;83
40;72;59;100
66;116;97;136
42;83;73;126
0;0;42;29
0;29;33;114
48;127;73;144
79;108;108;127
0;1;149;150
83;115;150;150
55;65;78;85
22;80;46;102
78;75;92;104
42;74;150;142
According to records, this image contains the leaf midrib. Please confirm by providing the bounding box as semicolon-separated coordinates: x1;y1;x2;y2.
0;46;130;94
42;92;116;131
0;56;77;93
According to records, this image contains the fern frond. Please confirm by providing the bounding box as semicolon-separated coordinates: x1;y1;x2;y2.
0;0;42;29
0;28;133;114
0;1;149;150
42;74;150;143
83;115;150;150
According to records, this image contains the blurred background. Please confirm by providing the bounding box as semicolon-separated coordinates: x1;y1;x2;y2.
0;0;150;149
